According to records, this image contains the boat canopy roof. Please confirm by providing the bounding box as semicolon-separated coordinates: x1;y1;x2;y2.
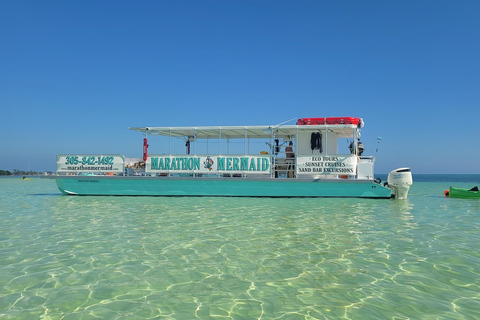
129;124;358;140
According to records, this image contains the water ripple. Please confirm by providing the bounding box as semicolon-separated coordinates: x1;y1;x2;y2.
1;177;480;319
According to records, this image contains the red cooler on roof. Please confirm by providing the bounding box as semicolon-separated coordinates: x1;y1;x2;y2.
297;117;362;126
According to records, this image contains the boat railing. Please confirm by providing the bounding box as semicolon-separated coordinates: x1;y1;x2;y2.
54;152;370;180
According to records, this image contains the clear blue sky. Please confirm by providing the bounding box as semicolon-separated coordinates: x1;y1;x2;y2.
1;1;479;173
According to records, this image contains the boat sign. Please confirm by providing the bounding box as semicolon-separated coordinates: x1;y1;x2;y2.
56;154;125;174
297;155;357;175
147;155;271;174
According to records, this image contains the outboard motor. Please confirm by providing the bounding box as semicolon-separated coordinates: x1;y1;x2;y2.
387;168;413;200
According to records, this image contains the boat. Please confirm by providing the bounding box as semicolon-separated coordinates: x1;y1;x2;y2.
445;186;480;199
49;117;413;199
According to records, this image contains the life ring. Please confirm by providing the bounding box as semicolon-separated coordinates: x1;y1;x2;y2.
143;138;148;161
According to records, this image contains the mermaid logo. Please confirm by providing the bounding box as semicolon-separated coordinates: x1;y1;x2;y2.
204;156;214;171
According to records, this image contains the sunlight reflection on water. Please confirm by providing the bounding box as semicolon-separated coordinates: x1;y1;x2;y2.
1;177;479;319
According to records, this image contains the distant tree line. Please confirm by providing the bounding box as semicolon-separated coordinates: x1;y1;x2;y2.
0;169;54;175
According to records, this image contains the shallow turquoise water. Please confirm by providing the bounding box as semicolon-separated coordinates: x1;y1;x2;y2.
1;175;479;319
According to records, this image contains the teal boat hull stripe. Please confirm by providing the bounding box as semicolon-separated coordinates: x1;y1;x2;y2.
54;176;392;198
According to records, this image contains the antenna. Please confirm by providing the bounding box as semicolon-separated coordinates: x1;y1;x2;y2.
263;117;298;136
272;117;298;129
375;137;383;157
